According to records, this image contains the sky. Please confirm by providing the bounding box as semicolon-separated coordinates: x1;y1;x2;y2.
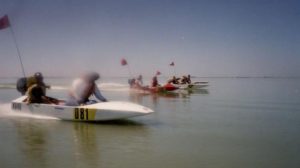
0;0;299;78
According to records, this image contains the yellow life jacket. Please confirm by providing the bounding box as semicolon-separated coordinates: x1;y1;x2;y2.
26;76;38;88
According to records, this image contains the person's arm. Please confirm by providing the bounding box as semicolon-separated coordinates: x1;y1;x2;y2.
93;85;108;102
40;81;51;89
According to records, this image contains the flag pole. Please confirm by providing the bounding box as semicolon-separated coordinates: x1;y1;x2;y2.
121;58;133;78
9;25;26;77
173;66;176;76
127;65;133;78
169;62;176;77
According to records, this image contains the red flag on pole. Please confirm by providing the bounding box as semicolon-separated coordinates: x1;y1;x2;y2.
156;71;161;76
0;15;10;30
169;62;175;66
121;58;128;66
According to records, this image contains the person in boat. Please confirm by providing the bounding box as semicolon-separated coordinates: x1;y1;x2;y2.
128;75;144;89
167;76;180;84
136;75;143;86
186;74;192;84
24;72;58;104
133;75;144;89
128;78;136;88
180;75;190;84
151;76;160;87
66;72;108;106
26;84;53;104
16;72;50;95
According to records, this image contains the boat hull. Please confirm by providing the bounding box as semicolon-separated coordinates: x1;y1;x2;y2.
11;96;154;121
130;83;179;94
174;83;209;90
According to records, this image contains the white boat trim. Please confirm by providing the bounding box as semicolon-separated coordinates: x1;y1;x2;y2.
174;83;209;90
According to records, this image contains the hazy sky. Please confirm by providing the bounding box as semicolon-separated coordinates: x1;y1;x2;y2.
0;0;299;77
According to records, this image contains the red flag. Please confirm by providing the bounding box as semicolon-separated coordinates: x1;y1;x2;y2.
156;71;161;76
0;15;10;30
121;58;127;66
169;62;175;66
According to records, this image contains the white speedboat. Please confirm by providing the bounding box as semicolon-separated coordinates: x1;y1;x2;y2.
11;96;154;121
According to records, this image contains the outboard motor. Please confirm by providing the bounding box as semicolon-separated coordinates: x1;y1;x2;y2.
16;77;27;95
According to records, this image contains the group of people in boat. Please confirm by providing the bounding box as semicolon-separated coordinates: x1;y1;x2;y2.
17;72;193;105
16;72;108;105
128;74;192;90
128;75;161;89
128;75;144;89
167;75;192;85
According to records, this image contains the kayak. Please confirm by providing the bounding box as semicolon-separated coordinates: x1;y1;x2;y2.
11;96;154;121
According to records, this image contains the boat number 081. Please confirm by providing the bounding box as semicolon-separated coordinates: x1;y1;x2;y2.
74;108;89;120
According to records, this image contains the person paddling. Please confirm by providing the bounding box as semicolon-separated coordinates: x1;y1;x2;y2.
66;72;108;106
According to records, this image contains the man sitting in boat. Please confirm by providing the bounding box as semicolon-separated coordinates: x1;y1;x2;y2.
136;75;143;86
167;76;180;84
129;75;144;89
128;78;136;88
180;76;190;84
26;84;54;104
151;76;160;87
186;74;192;84
24;72;59;104
135;76;144;89
66;72;108;106
16;72;50;95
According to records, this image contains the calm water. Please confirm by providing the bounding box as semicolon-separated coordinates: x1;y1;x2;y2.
0;77;300;168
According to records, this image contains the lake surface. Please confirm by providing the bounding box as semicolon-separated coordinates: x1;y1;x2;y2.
0;77;299;168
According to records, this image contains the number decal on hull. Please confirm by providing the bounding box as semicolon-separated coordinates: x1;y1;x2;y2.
74;108;96;121
12;103;21;111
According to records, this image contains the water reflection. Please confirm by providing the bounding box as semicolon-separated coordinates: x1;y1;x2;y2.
129;88;209;105
181;88;209;95
71;121;151;168
72;122;100;168
11;117;150;168
12;118;52;168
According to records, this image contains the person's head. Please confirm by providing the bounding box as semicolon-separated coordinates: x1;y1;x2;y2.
84;72;100;82
129;78;136;86
34;72;44;82
137;75;142;80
